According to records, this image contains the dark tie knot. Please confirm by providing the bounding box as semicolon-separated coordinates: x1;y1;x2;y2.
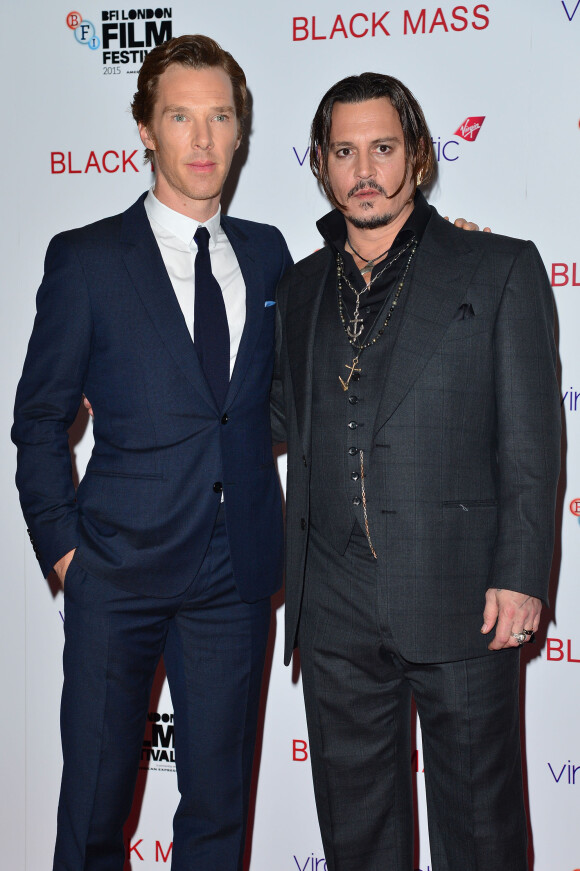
194;226;211;250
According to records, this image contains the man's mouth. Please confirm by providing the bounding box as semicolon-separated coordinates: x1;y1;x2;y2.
187;160;216;172
348;180;387;200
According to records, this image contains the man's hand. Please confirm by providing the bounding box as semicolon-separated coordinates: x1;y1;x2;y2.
54;548;77;587
444;216;492;233
83;395;94;418
481;588;542;650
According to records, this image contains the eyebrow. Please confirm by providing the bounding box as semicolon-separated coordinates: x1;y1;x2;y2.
330;136;401;148
162;104;235;116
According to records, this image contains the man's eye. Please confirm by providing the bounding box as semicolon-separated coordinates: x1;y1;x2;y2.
214;114;229;122
376;144;391;154
336;148;351;158
173;114;187;122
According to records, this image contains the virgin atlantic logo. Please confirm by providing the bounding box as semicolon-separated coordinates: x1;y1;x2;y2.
561;1;580;21
454;116;485;141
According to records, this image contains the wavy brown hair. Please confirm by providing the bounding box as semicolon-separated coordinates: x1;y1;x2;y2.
132;34;248;163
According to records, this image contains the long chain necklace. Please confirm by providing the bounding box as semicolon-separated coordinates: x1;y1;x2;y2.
338;239;415;342
346;238;391;276
337;242;417;392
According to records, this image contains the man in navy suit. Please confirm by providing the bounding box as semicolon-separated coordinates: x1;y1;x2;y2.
12;35;292;871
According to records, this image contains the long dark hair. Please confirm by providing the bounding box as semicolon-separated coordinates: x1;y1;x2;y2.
310;72;435;210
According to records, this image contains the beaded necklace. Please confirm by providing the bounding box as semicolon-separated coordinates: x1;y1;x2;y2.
337;241;417;392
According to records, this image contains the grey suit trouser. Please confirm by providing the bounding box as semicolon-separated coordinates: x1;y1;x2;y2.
298;524;528;871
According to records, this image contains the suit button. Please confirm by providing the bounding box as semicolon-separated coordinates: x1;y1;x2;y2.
351;471;360;481
221;414;228;424
348;421;358;429
348;395;358;405
300;518;306;530
348;447;358;456
213;482;223;493
352;496;361;506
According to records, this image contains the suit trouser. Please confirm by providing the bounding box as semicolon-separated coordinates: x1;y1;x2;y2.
298;525;528;871
54;509;270;871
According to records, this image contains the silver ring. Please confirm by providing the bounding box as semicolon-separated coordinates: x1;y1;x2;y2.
523;629;534;636
512;632;526;645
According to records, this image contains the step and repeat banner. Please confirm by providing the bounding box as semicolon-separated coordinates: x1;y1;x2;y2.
1;2;578;870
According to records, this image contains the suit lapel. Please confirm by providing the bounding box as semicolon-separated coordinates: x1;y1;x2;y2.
373;212;482;433
120;195;217;411
220;216;266;408
286;251;332;460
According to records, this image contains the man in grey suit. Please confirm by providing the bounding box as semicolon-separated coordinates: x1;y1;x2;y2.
272;72;560;871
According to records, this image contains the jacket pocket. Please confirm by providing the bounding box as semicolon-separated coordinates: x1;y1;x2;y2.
442;500;497;510
86;469;165;481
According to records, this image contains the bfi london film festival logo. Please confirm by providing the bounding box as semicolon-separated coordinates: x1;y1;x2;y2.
291;116;485;170
66;8;172;69
140;711;176;771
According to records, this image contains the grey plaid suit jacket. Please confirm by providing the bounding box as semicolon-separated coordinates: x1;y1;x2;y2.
272;204;561;665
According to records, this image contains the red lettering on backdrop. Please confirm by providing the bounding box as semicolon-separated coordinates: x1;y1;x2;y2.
546;638;564;661
404;9;426;34
102;151;120;173
330;15;348;38
293;739;309;761
430;8;449;32
312;16;327;39
546;638;580;662
473;3;490;28
552;263;568;286
66;11;82;29
551;264;580;287
122;149;139;172
350;13;369;37
68;152;81;174
372;11;390;35
451;6;470;31
85;151;101;173
568;640;580;663
51;153;65;174
129;839;144;860
293;17;309;40
155;841;173;863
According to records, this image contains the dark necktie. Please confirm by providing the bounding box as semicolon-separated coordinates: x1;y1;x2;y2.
193;226;230;408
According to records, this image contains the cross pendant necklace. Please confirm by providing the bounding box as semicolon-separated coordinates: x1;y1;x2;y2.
339;356;361;392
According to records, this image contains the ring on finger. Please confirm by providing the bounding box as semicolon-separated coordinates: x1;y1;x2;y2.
512;632;526;645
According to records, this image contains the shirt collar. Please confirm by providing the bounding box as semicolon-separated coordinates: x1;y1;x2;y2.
316;188;431;254
144;188;222;247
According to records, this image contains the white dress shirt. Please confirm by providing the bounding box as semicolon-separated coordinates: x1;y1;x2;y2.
144;188;246;378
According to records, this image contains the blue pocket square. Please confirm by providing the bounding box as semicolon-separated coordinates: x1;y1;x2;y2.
265;300;276;307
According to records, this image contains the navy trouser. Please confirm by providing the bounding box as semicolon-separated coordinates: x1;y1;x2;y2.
54;511;270;871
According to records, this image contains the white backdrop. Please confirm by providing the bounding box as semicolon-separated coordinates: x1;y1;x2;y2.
1;2;579;870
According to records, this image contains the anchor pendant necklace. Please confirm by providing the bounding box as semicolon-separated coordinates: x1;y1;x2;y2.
338;238;416;343
337;240;417;391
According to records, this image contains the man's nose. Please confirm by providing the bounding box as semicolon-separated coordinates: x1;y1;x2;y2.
191;121;213;150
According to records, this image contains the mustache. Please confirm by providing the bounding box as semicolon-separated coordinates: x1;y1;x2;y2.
347;179;388;198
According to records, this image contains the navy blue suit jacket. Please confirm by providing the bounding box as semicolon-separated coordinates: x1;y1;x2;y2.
13;193;293;601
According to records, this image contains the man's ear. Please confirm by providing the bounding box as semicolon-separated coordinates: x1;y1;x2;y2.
138;122;155;151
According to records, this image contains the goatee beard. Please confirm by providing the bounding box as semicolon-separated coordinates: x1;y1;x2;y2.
345;212;394;230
